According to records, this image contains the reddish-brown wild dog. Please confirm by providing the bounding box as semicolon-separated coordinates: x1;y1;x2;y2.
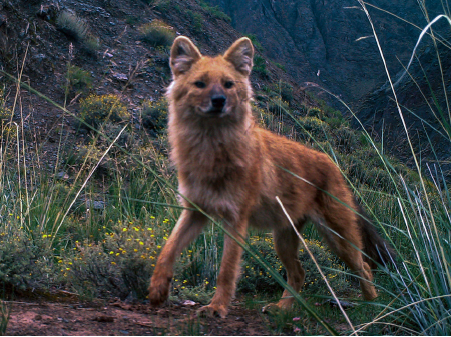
148;36;393;318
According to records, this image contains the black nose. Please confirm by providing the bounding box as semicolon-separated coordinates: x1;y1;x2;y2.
211;95;226;109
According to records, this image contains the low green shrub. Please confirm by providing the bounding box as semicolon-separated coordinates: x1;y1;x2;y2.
198;1;231;22
141;98;168;136
273;81;294;102
239;235;351;296
245;34;263;52
173;230;222;293
186;10;203;34
274;62;286;72
79;94;129;129
254;55;268;78
307;107;323;119
333;126;359;153
0;229;56;290
139;20;175;47
0;300;10;336
268;98;289;114
98;123;138;155
296;116;329;142
83;35;100;54
324;116;345;129
0;87;11;123
152;0;171;11
64;64;92;97
173;285;215;305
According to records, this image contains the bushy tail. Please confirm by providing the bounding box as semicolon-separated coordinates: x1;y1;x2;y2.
355;201;396;269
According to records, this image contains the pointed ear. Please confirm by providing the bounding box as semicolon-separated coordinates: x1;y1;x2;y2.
224;37;254;76
170;36;202;76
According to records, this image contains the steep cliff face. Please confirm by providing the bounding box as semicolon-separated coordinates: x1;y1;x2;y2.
205;0;443;104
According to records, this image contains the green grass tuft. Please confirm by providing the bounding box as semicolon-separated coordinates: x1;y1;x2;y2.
139;20;175;47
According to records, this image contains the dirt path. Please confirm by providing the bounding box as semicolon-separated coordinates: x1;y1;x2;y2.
6;299;272;336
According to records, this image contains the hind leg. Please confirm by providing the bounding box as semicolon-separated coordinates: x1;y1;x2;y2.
265;225;306;311
318;213;377;300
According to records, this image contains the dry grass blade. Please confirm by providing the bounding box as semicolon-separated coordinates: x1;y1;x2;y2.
50;124;129;244
0;300;10;336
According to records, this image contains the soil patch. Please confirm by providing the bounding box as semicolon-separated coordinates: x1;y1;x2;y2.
6;299;271;336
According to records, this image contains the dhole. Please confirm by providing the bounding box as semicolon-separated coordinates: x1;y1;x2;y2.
148;36;393;318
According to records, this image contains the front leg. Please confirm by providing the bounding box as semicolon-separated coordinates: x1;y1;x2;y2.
198;220;248;318
149;210;207;306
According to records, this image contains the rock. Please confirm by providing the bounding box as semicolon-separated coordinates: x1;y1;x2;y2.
93;315;115;323
357;39;451;179
55;171;69;180
323;298;356;309
85;199;106;210
36;4;58;22
112;73;128;82
182;300;196;306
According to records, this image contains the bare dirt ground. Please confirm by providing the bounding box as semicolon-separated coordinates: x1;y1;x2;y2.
7;298;272;336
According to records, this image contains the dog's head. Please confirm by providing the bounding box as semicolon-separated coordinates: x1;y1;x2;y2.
166;36;254;120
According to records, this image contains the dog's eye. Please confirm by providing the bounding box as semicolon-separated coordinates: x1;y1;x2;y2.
224;81;234;89
194;81;206;88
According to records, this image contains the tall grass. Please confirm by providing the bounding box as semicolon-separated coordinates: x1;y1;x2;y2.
0;300;10;336
349;2;451;334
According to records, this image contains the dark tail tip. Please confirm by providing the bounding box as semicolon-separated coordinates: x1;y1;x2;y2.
356;202;396;269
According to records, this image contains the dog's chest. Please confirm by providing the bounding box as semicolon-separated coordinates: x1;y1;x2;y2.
180;162;247;219
177;145;250;220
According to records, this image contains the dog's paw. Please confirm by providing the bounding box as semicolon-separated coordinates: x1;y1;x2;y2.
261;302;280;314
148;276;171;306
197;304;228;319
262;300;292;314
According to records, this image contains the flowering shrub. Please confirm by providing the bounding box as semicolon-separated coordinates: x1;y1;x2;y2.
0;225;55;290
64;215;171;300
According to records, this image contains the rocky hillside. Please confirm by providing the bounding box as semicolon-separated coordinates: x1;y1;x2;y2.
204;0;444;104
0;0;449;177
0;0;312;168
204;0;450;177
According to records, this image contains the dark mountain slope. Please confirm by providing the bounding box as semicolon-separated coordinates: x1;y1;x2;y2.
205;0;444;104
